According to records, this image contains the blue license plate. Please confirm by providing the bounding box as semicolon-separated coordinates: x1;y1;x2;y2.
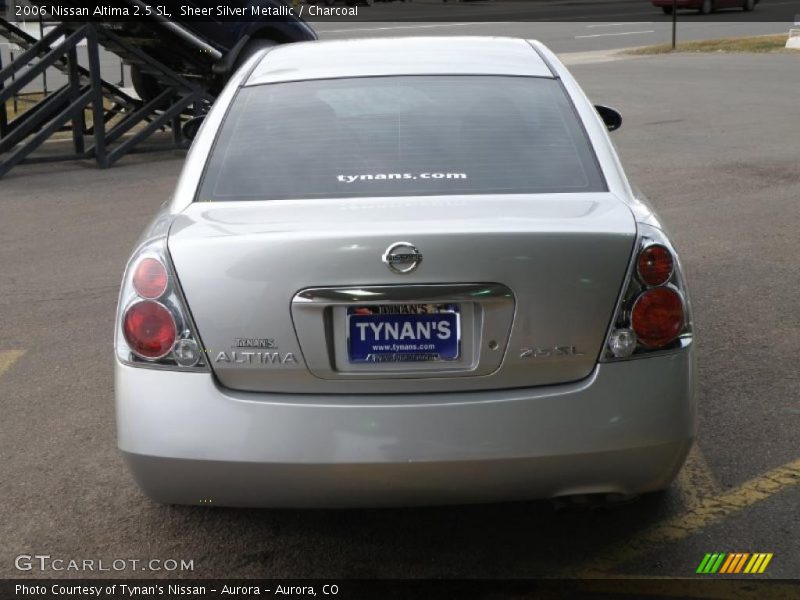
348;306;460;363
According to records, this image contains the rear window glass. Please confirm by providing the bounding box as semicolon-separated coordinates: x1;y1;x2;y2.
198;76;606;201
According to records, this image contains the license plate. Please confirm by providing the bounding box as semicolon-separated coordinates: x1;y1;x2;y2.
347;304;460;363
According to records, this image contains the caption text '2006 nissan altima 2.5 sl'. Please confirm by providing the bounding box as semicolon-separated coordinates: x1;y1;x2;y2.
115;37;695;508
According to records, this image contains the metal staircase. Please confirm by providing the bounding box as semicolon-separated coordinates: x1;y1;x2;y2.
0;16;214;177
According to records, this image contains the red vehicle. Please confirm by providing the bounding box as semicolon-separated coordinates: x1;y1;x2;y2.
652;0;758;14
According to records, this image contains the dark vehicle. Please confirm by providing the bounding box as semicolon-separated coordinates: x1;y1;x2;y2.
128;0;317;100
652;0;758;14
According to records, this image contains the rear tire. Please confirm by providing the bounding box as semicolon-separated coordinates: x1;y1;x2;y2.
699;0;712;14
130;65;163;105
662;5;673;14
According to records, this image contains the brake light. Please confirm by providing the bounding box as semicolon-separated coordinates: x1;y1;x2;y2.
115;230;207;371
123;301;177;359
631;287;684;348
637;244;673;287
601;223;692;361
132;257;168;299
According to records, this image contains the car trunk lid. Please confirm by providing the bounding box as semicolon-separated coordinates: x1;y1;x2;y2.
168;193;636;394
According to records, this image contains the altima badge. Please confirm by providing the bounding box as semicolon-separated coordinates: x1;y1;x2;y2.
382;241;422;274
215;351;297;365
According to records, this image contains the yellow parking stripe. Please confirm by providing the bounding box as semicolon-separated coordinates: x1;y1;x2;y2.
758;554;773;574
0;350;25;378
676;444;721;509
579;458;800;576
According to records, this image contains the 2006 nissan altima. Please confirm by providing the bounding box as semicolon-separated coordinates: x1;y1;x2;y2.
115;37;695;507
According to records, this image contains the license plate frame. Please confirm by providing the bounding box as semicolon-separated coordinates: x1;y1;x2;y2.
347;304;461;364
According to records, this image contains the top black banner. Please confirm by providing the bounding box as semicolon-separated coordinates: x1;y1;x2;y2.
3;0;799;23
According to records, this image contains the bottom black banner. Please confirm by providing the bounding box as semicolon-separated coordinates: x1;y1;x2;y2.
3;579;799;600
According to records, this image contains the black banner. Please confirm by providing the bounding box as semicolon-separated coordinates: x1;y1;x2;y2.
4;579;800;600
3;0;799;23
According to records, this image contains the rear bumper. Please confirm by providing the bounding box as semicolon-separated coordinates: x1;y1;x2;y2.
116;349;695;507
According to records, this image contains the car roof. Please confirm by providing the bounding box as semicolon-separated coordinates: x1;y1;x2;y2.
245;37;554;86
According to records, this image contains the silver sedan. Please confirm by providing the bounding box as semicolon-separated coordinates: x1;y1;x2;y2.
115;37;695;507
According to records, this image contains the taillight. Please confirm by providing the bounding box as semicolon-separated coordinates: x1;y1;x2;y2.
123;301;177;359
631;287;684;348
637;244;673;287
602;224;692;361
115;231;207;371
132;258;168;299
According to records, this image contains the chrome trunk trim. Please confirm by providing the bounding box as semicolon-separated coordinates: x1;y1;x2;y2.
291;284;515;380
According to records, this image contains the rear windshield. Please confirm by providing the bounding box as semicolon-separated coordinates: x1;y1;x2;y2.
198;75;606;201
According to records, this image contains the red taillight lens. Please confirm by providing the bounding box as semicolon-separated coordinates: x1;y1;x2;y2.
132;258;168;299
637;244;674;287
123;301;177;359
631;287;684;348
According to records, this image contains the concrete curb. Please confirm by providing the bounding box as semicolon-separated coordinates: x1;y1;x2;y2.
557;48;632;65
787;29;800;49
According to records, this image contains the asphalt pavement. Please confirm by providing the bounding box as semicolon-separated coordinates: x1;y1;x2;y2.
0;1;791;94
1;50;799;582
312;2;791;52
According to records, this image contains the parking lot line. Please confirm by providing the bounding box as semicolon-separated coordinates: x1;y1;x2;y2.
0;350;25;379
586;23;654;28
575;31;655;39
580;458;800;576
675;444;720;509
316;22;495;34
